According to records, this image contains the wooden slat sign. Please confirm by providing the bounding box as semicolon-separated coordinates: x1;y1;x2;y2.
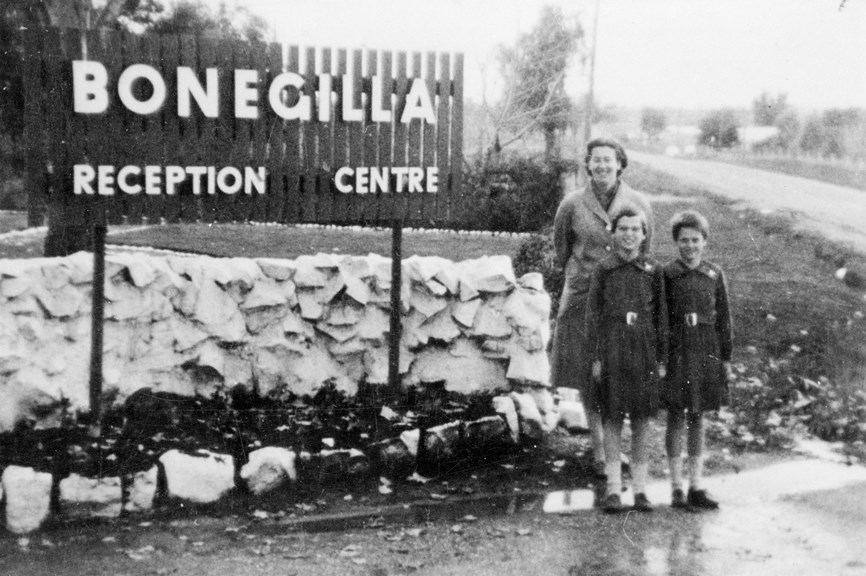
23;28;464;226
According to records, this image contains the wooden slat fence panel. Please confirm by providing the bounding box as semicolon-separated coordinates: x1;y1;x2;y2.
23;29;463;228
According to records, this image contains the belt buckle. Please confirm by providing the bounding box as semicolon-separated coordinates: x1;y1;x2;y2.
626;312;637;326
685;313;698;327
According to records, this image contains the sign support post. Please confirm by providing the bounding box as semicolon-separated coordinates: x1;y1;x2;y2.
88;224;106;437
387;219;403;398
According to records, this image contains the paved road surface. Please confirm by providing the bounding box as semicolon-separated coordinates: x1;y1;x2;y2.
630;151;866;254
3;455;866;576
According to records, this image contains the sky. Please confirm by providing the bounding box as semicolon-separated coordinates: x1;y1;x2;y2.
230;0;865;111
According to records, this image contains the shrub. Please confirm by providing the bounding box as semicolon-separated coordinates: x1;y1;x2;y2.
512;228;562;318
452;153;577;233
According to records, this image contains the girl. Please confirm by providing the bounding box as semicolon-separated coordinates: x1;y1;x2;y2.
663;211;733;510
585;206;668;513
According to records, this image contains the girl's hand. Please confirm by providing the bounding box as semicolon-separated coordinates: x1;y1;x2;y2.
657;363;667;379
591;360;601;382
723;361;734;382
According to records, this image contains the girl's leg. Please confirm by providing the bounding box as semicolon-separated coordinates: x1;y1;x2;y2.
666;410;686;493
588;409;605;474
631;416;651;496
686;411;705;489
602;417;623;496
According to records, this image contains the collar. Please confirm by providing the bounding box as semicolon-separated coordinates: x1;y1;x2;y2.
611;252;654;273
669;259;717;279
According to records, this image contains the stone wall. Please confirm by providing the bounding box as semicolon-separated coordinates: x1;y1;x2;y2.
0;251;551;432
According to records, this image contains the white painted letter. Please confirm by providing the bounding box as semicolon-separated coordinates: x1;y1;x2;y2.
72;61;109;114
118;165;142;194
392;167;409;192
426;167;439;192
178;67;218;117
401;78;436;124
165;166;186;195
118;64;167;115
268;72;311;120
235;70;259;119
217;167;243;194
144;165;162;195
369;167;389;193
335;167;354;193
185;166;207;195
97;165;115;196
244;167;266;195
356;167;369;194
341;74;363;122
371;75;392;123
73;164;96;195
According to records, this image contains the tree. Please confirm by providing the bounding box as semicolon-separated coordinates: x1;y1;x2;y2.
490;6;583;160
698;109;740;149
773;109;800;152
640;108;667;141
752;92;789;127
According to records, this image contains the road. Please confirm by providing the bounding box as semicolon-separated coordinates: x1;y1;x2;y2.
3;455;866;576
630;151;866;254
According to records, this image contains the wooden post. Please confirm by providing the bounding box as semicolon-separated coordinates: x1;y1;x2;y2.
387;219;403;397
88;225;106;437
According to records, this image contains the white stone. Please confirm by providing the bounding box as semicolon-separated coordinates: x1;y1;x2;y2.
2;466;53;534
517;272;545;292
424;421;461;461
458;255;515;293
556;387;581;404
297;289;324;320
59;474;122;519
240;281;288;310
525;387;558;431
194;279;241;326
356;306;390;340
558;400;589;432
492;396;520;443
255;258;295;281
510;392;545;440
408;339;506;394
419;308;462;343
125;466;159;513
0;276;31;298
506;348;551;387
159;450;235;504
401;429;420;456
451;298;481;327
33;284;84;318
240;447;298;496
410;286;449;318
471;298;512;338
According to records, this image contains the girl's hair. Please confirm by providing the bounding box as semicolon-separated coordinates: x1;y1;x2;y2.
670;210;710;240
585;137;628;176
611;204;647;235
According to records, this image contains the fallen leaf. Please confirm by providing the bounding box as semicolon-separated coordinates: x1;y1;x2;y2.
450;524;464;533
516;528;532;536
252;510;270;519
339;544;361;557
429;493;447;500
462;515;477;522
405;528;424;538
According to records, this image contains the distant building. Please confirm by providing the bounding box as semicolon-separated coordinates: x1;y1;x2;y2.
737;126;780;149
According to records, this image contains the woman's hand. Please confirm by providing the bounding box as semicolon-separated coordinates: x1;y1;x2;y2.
723;361;734;382
591;360;601;382
657;363;667;379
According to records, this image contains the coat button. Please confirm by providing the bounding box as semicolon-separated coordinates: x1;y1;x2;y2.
605;246;611;251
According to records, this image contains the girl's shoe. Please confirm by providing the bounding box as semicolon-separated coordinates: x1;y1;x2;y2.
633;492;654;512
602;493;623;514
671;488;688;509
687;489;719;510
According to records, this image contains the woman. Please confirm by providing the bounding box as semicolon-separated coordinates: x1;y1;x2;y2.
551;137;654;479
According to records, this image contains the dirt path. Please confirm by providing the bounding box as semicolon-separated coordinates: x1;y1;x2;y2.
630;151;866;254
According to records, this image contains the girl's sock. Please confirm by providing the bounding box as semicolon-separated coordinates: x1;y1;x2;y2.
605;461;622;496
632;462;649;495
669;456;684;491
688;456;704;490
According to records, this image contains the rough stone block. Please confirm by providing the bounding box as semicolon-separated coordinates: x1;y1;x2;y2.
59;474;122;519
316;448;370;482
423;421;462;464
124;466;159;513
240;447;298;496
558;400;589;432
492;396;520;443
159;450;235;504
375;437;416;479
408;339;506;394
2;466;53;534
465;415;510;450
510;392;545;440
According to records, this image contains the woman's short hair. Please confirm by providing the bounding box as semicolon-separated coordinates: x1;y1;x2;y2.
611;204;647;235
585;137;629;176
670;210;710;240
